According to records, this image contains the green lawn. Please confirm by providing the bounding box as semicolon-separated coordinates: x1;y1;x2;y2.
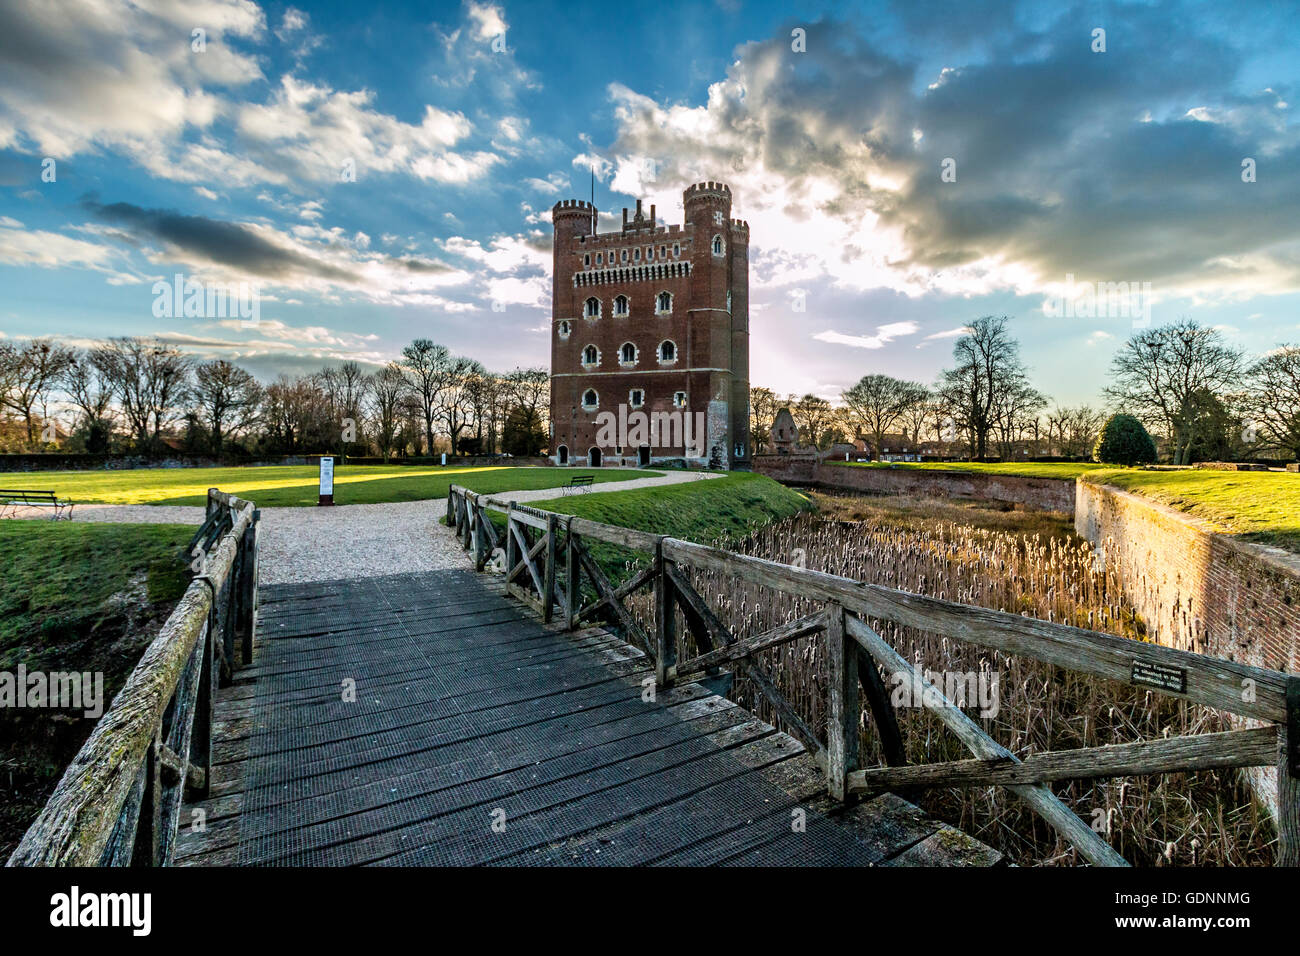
530;472;813;544
0;522;194;664
827;460;1109;480
1085;469;1300;551
16;464;659;507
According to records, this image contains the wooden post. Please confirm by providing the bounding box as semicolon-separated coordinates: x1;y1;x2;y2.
655;544;677;688
191;624;213;801
471;499;483;569
825;603;858;801
858;646;906;767
505;503;517;584
564;520;579;629
131;733;161;866
1280;678;1300;866
542;513;558;624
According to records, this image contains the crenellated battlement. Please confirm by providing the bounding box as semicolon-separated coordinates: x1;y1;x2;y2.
684;181;732;203
552;199;596;217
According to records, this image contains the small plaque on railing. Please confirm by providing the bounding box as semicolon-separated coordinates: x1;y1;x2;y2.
1131;659;1186;694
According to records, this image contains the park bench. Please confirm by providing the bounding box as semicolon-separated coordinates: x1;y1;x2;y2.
561;475;594;496
0;489;73;521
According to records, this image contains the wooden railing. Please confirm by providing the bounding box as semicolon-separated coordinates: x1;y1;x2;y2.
446;484;1300;867
8;489;260;867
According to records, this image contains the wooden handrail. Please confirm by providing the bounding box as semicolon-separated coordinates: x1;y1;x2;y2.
8;489;260;867
445;483;1300;866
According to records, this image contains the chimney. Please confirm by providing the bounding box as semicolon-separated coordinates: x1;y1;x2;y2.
622;207;628;228
649;204;655;225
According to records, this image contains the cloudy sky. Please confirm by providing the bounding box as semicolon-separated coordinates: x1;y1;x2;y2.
2;0;1299;405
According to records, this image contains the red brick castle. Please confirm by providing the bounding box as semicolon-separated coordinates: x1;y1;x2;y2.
548;182;750;469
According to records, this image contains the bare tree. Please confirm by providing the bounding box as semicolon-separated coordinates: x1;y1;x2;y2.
841;374;929;459
749;386;779;449
792;393;833;448
62;349;116;429
400;339;456;454
90;337;192;451
2;339;75;444
937;316;1031;460
367;363;410;462
1105;319;1244;465
192;359;263;455
1247;345;1300;460
442;356;485;453
316;360;371;454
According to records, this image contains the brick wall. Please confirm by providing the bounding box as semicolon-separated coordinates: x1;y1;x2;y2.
751;457;1075;512
1076;480;1300;812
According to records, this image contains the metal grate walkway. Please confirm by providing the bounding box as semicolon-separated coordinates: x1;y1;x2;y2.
176;569;999;867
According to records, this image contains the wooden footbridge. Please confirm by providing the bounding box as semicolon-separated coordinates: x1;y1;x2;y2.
9;486;1299;867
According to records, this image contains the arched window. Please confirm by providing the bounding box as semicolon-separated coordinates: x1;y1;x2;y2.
620;249;628;262
658;340;677;364
582;345;599;366
584;297;600;319
613;295;629;316
629;388;645;409
581;389;598;410
711;234;724;256
596;253;603;265
672;243;680;257
656;291;672;314
633;248;640;261
557;320;571;339
619;342;637;365
673;391;687;408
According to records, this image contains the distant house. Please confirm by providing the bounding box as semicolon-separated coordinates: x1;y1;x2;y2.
864;432;922;462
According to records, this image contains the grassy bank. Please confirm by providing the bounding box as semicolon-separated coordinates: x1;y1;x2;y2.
1085;468;1300;551
826;460;1107;480
0;521;195;858
530;472;814;545
15;464;657;508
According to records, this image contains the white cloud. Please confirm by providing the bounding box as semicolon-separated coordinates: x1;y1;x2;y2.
813;322;920;350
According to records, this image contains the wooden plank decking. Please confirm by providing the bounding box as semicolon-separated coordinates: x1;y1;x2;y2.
176;568;1000;867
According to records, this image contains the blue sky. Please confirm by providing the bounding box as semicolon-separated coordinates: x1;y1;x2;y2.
2;0;1300;406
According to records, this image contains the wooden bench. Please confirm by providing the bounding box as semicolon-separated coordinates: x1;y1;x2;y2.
0;489;73;521
561;475;594;496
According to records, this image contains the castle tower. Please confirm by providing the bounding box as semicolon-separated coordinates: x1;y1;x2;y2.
548;183;749;469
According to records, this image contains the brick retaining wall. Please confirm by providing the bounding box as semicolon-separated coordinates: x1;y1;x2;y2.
1076;479;1300;811
752;456;1075;512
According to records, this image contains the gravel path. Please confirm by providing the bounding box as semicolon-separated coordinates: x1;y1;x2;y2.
66;469;723;585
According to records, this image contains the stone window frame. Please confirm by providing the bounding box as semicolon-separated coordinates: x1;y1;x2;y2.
581;388;599;411
584;296;601;320
655;291;673;315
557;320;572;340
711;234;725;256
618;341;639;367
672;242;680;258
657;339;678;365
628;387;646;410
613;294;630;317
673;390;687;408
581;344;601;368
